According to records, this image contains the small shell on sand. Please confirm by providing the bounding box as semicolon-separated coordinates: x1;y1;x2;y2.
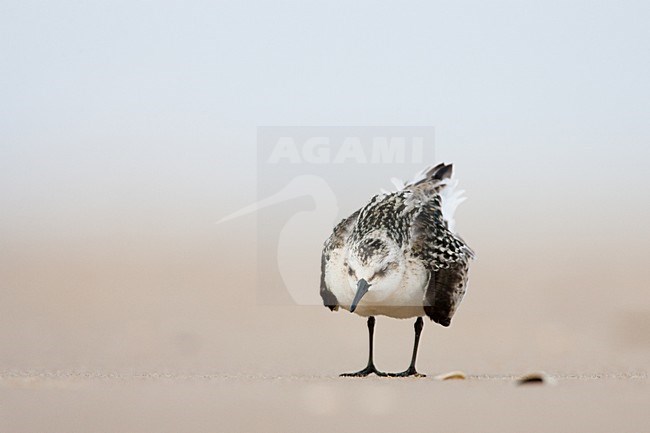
516;372;557;386
434;371;467;381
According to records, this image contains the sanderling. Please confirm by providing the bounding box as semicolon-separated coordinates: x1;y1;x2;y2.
320;163;474;377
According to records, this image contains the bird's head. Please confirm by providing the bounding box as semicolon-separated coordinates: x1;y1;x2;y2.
345;235;405;312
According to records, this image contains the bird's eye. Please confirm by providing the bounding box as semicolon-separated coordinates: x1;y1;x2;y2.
371;266;388;280
347;266;355;277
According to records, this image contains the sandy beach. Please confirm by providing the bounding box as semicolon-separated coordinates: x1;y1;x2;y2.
3;1;650;431
1;297;648;432
1;370;647;433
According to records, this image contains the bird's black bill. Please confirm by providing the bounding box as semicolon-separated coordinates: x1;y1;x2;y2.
350;279;370;313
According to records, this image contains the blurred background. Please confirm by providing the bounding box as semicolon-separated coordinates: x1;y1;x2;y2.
1;0;649;380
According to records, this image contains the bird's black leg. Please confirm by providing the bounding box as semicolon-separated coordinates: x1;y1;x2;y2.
340;316;388;377
388;317;425;377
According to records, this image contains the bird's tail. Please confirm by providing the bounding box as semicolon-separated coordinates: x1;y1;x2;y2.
410;162;453;187
393;163;467;233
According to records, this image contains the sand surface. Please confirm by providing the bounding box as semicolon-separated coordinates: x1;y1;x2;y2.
1;370;648;433
2;206;649;432
1;303;648;433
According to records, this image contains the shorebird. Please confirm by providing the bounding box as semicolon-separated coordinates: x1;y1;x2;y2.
320;163;474;377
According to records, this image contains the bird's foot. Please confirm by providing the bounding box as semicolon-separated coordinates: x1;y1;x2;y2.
387;367;426;378
340;364;388;377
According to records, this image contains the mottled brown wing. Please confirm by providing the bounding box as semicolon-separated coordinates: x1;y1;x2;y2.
408;188;473;326
423;260;470;326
